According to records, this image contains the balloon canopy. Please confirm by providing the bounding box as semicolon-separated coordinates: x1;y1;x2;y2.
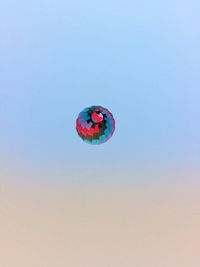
76;105;115;145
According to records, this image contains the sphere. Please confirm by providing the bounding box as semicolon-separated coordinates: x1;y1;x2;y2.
76;105;115;145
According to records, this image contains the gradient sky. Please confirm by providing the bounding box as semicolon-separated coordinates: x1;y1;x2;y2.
0;1;200;266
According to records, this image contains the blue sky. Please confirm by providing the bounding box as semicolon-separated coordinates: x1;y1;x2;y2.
0;0;200;183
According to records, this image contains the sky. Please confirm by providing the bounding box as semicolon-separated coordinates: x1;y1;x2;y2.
0;0;200;183
0;0;200;266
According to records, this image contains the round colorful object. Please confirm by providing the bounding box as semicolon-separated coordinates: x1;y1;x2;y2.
76;105;115;145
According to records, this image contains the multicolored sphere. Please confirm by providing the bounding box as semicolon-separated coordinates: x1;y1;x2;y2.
76;105;115;145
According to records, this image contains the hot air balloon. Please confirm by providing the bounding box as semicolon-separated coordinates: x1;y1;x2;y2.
76;105;115;145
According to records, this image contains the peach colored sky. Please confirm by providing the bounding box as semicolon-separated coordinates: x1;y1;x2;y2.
1;171;200;267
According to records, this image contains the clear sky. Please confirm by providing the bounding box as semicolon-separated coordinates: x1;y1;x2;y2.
0;0;200;184
0;1;200;266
